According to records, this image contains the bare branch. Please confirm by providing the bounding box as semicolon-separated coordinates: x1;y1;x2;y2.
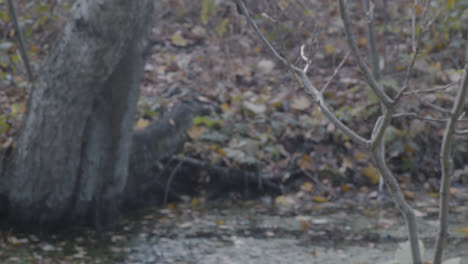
433;35;468;264
337;0;393;106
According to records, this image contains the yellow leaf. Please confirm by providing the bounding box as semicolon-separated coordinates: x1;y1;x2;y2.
447;0;456;9
135;118;150;130
186;125;206;140
279;0;289;8
272;101;283;109
275;195;294;207
341;183;352;192
216;148;226;157
300;182;314;192
355;152;366;161
312;196;326;203
358;37;367;47
167;202;177;210
216;220;225;226
362;165;380;185
459;227;468;236
396;64;404;72
170;31;188;47
325;44;335;55
191;197;200;207
221;103;230;112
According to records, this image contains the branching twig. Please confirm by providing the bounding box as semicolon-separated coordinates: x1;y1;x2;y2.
236;0;369;147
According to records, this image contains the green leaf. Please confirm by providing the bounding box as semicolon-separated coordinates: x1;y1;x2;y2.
215;19;229;36
193;116;222;128
200;0;215;25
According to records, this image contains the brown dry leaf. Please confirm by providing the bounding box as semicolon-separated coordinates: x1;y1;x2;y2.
291;95;311;111
340;183;352;192
297;154;315;171
300;220;310;231
220;103;230;112
362;165;380;185
167;202;177;210
403;190;415;200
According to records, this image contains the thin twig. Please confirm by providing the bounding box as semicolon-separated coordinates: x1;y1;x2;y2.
403;81;459;96
163;157;186;207
394;0;430;103
392;113;448;122
420;100;452;114
320;50;350;95
338;0;393;107
6;0;34;82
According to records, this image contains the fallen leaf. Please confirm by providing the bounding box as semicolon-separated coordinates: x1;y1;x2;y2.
362;165;380;185
243;101;266;115
257;59;275;73
186;125;206;140
170;31;188;47
291;95;311;111
325;44;335;55
312;196;326;203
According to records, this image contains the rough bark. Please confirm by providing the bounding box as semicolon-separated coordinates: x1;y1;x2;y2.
0;0;154;229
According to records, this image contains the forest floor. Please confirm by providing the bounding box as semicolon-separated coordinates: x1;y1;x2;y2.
0;0;468;263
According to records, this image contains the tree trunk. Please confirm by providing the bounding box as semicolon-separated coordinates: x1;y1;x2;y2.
0;0;154;229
